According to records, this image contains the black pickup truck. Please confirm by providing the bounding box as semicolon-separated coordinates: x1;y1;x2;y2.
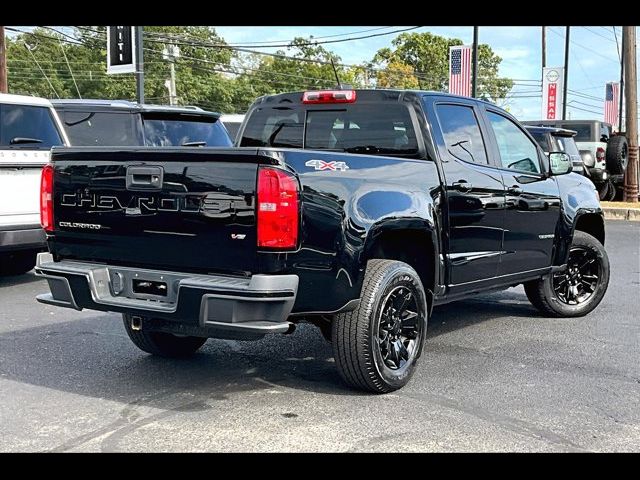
35;89;610;393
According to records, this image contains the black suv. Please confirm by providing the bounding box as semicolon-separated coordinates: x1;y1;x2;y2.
51;100;232;147
525;126;584;175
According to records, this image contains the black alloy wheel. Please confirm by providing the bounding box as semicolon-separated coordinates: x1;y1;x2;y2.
377;286;422;370
551;246;600;306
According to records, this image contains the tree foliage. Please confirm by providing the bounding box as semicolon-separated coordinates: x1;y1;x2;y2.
371;32;513;101
5;28;513;113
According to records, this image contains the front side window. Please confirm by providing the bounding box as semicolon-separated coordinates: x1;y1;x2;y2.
487;111;541;174
435;104;488;164
62;111;140;146
0;104;63;149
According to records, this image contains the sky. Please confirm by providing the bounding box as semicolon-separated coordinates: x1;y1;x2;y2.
213;26;635;122
7;26;636;122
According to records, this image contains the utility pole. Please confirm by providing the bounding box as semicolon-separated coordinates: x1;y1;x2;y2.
472;26;479;98
562;26;570;120
0;26;8;94
135;26;144;104
541;26;546;70
618;29;625;133
162;44;179;105
623;26;638;203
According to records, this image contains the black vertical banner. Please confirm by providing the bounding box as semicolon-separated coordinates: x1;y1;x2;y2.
107;26;136;74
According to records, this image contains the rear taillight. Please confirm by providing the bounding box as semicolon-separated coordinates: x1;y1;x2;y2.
257;167;299;249
596;147;606;162
302;90;357;104
40;164;54;232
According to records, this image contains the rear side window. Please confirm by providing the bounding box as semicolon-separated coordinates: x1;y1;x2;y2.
240;104;419;156
142;114;232;147
62;111;141;146
0;104;63;149
435;104;488;164
529;131;550;152
560;123;591;142
554;136;580;157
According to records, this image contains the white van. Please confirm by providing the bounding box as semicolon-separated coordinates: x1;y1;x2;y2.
0;94;69;275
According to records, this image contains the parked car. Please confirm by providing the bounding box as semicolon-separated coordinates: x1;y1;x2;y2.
36;89;609;393
51;99;232;147
525;126;585;176
219;114;245;143
523;119;627;200
0;93;69;275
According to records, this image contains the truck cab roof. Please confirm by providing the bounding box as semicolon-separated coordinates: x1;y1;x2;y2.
51;99;220;118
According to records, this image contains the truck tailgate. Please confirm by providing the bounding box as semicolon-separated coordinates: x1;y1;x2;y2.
49;147;260;274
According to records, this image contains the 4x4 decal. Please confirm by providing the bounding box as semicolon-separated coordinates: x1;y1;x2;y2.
305;159;349;172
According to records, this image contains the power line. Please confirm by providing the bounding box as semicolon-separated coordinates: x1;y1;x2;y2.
581;26;617;44
209;26;397;45
548;27;619;65
142;26;423;49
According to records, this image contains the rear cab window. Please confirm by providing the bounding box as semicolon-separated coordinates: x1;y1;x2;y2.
0;104;64;149
142;113;232;147
240;102;420;157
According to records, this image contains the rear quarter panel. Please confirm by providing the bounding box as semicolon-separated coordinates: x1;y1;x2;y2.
259;149;441;313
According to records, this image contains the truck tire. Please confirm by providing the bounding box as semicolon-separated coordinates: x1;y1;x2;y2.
0;250;38;276
524;231;609;318
605;179;617;201
331;259;428;393
122;314;206;357
597;180;610;201
606;135;628;175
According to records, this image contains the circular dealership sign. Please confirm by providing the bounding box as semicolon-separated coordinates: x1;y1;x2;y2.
546;70;560;83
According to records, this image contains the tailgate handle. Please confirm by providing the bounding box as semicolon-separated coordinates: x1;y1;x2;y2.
126;166;164;191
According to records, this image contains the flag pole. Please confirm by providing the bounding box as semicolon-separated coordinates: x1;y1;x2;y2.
472;27;479;98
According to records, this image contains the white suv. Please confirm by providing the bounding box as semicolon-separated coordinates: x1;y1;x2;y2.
0;94;69;275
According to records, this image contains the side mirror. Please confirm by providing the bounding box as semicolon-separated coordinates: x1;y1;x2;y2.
549;152;573;175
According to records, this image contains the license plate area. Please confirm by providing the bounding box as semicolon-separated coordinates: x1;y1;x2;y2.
132;279;167;297
107;267;180;304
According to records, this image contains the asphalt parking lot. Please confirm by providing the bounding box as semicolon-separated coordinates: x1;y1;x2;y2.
0;220;638;452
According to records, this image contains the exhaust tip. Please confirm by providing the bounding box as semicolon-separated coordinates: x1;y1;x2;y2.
131;316;143;331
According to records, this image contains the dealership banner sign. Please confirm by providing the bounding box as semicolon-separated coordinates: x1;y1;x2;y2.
542;67;564;120
107;26;137;75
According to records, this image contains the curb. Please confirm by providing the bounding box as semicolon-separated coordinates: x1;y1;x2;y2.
601;207;640;222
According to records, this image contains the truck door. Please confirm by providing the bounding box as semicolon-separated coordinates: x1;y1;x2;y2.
482;108;561;276
429;100;506;291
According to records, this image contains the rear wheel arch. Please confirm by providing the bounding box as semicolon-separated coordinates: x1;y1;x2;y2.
362;223;437;312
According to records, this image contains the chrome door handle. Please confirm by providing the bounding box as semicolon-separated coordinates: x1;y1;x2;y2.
507;185;522;195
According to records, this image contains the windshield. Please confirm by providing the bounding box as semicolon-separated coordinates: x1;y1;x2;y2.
142;113;232;147
240;104;420;156
61;111;141;146
1;104;64;149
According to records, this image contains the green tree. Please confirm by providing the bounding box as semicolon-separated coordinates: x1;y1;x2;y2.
372;32;512;102
375;60;420;89
229;37;364;111
6;26;238;112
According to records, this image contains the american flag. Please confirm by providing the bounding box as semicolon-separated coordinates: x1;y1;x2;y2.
449;45;472;97
604;82;619;129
